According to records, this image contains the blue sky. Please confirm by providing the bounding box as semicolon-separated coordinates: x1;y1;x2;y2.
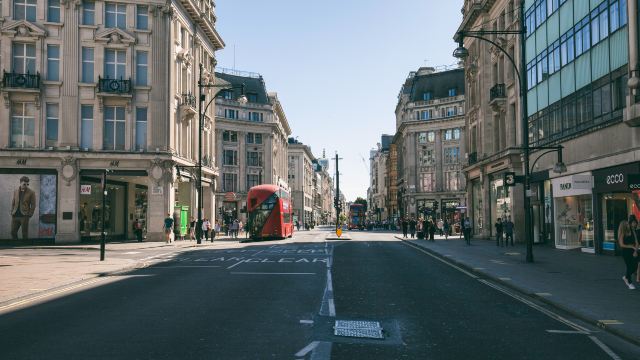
215;0;464;201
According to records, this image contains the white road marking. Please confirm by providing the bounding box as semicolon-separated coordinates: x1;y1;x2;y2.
589;335;622;360
295;341;320;357
226;260;246;269
300;319;314;324
546;330;588;334
152;265;221;268
328;298;336;317
327;271;333;292
123;251;141;254
230;272;315;275
535;292;553;297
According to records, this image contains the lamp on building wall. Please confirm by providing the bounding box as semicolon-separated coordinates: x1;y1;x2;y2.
453;0;564;263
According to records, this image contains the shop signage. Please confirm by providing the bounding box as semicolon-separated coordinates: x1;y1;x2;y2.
552;174;592;197
224;192;236;201
80;184;92;195
151;186;163;195
628;174;640;190
593;163;640;192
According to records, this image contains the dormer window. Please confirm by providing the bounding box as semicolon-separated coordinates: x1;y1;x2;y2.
105;3;127;30
219;90;233;100
422;92;432;101
14;0;37;22
448;88;457;97
247;93;258;102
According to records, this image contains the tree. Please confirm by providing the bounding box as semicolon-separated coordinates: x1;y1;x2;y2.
354;197;368;212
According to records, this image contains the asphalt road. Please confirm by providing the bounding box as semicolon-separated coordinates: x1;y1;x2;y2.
0;229;638;359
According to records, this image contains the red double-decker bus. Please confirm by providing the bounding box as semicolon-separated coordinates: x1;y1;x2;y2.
349;204;365;230
247;184;294;240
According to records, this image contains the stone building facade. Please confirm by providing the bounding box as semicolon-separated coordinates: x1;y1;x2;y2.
214;69;291;224
456;0;525;241
287;140;315;226
0;0;223;242
394;67;467;230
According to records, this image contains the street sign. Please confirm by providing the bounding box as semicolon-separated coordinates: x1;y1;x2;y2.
336;228;342;237
504;172;516;187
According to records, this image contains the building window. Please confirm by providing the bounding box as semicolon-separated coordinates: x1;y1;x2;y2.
82;1;95;25
255;133;262;144
419;172;435;192
419;148;435;166
45;103;59;147
47;0;61;22
222;130;237;142
445;171;460;191
247;174;260;188
105;2;127;29
418;132;427;143
12;42;36;74
10;102;35;148
219;90;233;100
136;5;148;30
103;106;126;150
104;49;126;78
46;45;60;81
223;173;237;192
420;110;431;120
223;149;238;165
453;128;461;140
81;47;94;83
247;93;258;102
224;109;238;119
427;131;435;142
423;92;432;101
249;111;263;122
135;51;148;86
448;88;457;97
135;107;147;150
80;105;93;150
14;0;36;21
247;151;263;167
444;147;460;164
444;129;453;140
246;132;262;144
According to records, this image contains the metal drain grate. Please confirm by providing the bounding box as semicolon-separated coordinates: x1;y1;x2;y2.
334;320;384;339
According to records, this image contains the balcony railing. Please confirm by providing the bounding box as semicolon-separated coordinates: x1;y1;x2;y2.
181;93;197;107
468;151;478;166
98;76;132;94
489;83;506;102
2;71;40;89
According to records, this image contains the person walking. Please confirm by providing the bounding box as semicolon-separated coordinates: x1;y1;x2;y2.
443;219;450;240
504;216;515;246
401;218;408;238
495;218;504;247
238;220;244;238
133;218;143;242
202;218;210;242
618;217;639;289
231;219;239;238
295;220;300;231
409;217;417;239
437;219;444;236
428;219;436;241
214;221;221;241
463;217;472;245
163;213;174;243
189;217;196;241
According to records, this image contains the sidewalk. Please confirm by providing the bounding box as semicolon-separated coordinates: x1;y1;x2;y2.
395;234;640;345
0;237;241;307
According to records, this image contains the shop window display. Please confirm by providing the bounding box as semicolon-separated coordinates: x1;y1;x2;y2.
600;191;640;251
554;195;594;250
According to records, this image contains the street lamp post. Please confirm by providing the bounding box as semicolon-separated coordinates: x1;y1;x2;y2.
181;64;246;244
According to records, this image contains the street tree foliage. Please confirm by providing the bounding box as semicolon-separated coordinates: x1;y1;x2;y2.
354;197;367;212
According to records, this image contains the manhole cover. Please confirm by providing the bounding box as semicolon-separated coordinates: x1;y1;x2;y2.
334;320;384;339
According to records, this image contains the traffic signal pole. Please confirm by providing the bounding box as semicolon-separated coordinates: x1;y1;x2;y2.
335;153;340;233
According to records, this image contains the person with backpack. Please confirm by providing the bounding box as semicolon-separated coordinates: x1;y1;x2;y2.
463;217;472;246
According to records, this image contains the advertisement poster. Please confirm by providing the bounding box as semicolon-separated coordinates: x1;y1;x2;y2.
0;174;57;240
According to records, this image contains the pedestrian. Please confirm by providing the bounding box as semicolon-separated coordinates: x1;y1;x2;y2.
409;217;417;239
443;219;450;240
295;220;300;231
417;218;424;239
463;217;472;245
163;213;174;243
401;218;408;238
133;218;143;242
437;219;444;236
189;217;196;241
504;216;515;246
231;219;239;238
202;218;210;242
618;217;639;289
210;219;217;241
238;220;244;237
495;218;504;247
428;219;436;241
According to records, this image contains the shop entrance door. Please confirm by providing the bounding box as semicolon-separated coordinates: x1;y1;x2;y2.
532;204;543;244
605;198;628;255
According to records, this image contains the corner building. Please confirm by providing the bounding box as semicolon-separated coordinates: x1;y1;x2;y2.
0;0;224;242
394;67;467;230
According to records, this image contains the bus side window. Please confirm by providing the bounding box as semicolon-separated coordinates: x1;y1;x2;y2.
250;198;257;207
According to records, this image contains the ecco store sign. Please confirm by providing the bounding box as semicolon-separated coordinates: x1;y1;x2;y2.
593;163;640;192
552;174;593;197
